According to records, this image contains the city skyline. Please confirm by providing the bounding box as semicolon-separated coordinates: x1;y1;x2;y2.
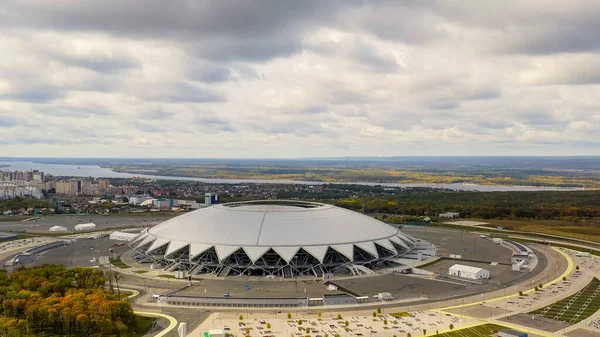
1;1;599;157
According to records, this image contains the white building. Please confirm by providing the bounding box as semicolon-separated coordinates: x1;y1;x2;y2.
74;223;97;231
109;231;139;241
140;199;155;207
130;200;435;278
129;196;154;205
0;182;42;200
48;225;68;232
439;212;460;219
448;264;490;279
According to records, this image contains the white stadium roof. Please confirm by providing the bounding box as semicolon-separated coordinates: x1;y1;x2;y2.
131;200;419;264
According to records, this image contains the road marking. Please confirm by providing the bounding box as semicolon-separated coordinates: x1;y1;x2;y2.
135;311;178;337
121;287;178;337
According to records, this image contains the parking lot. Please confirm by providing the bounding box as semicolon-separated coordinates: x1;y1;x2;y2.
0;214;175;232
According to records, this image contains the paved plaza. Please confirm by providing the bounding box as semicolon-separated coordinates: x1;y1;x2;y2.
191;310;476;337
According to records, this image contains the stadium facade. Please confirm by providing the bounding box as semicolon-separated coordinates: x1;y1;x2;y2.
129;200;436;278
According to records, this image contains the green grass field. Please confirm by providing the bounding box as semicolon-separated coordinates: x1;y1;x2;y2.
531;278;600;323
435;324;506;336
109;256;131;269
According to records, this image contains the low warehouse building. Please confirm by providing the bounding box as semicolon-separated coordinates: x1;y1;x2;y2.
109;231;138;241
448;264;490;280
74;222;96;231
48;225;68;232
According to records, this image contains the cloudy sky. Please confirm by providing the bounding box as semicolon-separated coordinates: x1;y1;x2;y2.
0;1;599;158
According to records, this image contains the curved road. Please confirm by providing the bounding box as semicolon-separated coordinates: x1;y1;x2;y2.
123;287;178;337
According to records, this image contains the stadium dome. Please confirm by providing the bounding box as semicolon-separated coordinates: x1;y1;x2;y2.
130;200;436;278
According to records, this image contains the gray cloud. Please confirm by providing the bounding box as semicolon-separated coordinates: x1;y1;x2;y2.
188;62;258;83
0;1;598;156
0;1;359;62
0;116;18;128
1;85;66;104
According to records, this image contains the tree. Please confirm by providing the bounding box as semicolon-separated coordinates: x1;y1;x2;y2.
306;327;310;333
113;270;123;297
449;323;454;331
266;322;271;329
344;320;349;327
407;333;412;337
337;314;342;320
383;319;388;325
563;276;567;281
122;196;129;203
287;313;292;319
576;265;580;270
519;291;523;296
377;308;381;314
239;314;243;321
318;312;322;319
298;319;303;326
539;283;543;289
105;270;114;292
372;312;377;318
423;328;427;335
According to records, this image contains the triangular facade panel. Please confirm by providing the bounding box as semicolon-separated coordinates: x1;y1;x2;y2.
354;241;379;258
273;247;300;263
396;232;415;244
189;244;213;260
330;244;354;261
243;246;272;263
137;236;156;250
303;245;329;263
389;236;410;249
375;239;398;254
130;233;148;245
147;238;170;253
215;245;241;261
165;241;189;257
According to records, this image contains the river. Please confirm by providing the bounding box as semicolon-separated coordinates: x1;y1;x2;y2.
0;160;582;191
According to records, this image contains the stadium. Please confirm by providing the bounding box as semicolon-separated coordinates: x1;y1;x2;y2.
129;200;436;278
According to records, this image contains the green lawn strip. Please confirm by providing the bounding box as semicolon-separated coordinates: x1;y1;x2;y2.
157;274;177;279
439;323;505;337
109;256;131;269
133;270;149;274
390;312;411;318
531;278;600;323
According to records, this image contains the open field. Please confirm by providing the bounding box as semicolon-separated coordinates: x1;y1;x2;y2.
110;256;131;269
531;278;600;324
476;219;600;243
